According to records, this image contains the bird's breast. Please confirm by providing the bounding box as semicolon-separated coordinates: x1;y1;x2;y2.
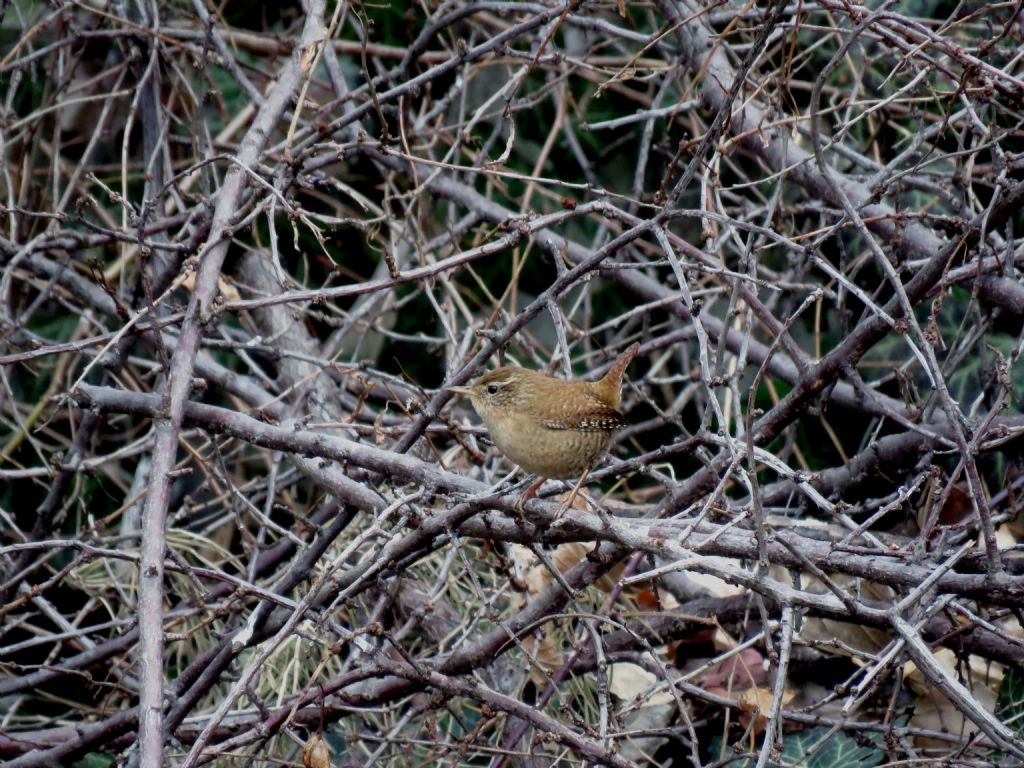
485;414;616;478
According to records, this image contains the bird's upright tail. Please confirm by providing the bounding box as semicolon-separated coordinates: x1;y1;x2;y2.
596;342;640;406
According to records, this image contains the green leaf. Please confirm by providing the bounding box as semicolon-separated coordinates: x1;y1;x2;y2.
71;755;114;768
780;727;884;767
997;665;1024;734
707;727;884;767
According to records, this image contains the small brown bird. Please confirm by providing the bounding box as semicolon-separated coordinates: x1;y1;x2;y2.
448;343;639;510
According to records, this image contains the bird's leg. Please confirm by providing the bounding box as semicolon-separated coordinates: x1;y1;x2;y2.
513;475;545;515
555;462;593;518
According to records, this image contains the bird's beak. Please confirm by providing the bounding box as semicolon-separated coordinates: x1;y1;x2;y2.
446;385;475;396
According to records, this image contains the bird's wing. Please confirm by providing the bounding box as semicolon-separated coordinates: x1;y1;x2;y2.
540;406;628;432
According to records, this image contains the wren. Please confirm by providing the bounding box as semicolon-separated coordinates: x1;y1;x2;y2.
448;343;639;509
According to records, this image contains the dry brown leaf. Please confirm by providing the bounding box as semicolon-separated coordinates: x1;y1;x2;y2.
180;271;241;302
701;647;769;691
635;588;659;609
735;686;795;735
506;539;630;685
799;577;893;659
909;685;997;751
549;541;591;579
904;647;1003;698
610;660;681;762
903;647;1002;751
609;661;674;706
302;733;331;768
712;627;739;652
676;559;744;598
619;702;675;763
508;544;564;683
519;539;624;593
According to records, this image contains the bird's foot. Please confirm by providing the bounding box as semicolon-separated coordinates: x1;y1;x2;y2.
553;466;593;519
509;476;544;526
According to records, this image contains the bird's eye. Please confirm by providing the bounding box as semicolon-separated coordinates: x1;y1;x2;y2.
486;384;499;395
